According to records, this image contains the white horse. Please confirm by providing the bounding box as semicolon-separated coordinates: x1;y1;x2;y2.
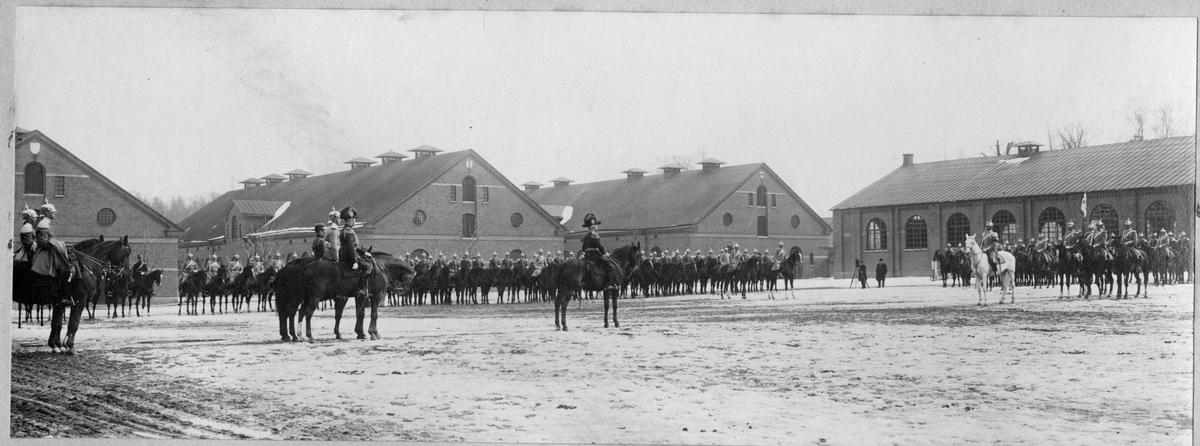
964;234;1016;305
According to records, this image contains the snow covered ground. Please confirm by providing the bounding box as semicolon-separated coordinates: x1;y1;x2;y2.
10;277;1194;444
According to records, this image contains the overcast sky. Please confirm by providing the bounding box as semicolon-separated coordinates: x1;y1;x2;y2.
15;8;1196;217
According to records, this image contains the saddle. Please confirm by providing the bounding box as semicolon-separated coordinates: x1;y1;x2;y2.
31;241;74;279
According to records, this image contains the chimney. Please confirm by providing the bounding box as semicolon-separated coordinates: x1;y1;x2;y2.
658;162;685;175
698;158;726;171
261;174;286;185
622;168;647;179
344;157;377;171
239;178;264;189
284;169;313;181
902;154;914;166
408;145;443;159
375;151;409;165
521;181;542;192
550;177;573;187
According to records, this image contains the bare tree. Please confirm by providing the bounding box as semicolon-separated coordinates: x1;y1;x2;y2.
1056;123;1090;150
1126;106;1148;141
1151;106;1178;139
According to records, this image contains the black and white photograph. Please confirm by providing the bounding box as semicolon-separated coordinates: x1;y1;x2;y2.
5;2;1197;444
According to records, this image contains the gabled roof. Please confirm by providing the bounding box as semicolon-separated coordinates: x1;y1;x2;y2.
230;200;286;217
15;129;183;234
177;149;564;242
832;136;1196;210
527;162;830;232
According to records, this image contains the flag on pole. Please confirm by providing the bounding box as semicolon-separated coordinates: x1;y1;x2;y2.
1081;192;1088;217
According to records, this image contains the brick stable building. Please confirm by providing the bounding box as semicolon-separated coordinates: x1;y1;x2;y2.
13;128;183;281
830;136;1196;278
525;160;834;277
176;147;565;261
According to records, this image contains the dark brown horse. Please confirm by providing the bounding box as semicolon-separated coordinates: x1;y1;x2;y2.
776;251;802;299
131;269;162;316
283;250;413;342
13;235;130;354
548;243;641;331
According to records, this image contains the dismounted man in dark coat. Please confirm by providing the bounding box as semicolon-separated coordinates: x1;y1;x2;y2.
876;258;887;288
855;259;868;289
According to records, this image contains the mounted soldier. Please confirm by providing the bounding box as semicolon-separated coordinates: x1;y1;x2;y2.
31;201;75;284
980;221;1003;271
1090;221;1112;261
14;205;38;265
1063;221;1082;250
1121;220;1139;248
229;254;245;276
312;223;329;260
182;253;200;284
132;254;149;277
338;205;373;298
324;208;341;262
205;254;222;286
580;213;620;290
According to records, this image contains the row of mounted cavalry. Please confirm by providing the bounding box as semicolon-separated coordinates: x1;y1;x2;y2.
937;232;1192;300
12;234;1192;353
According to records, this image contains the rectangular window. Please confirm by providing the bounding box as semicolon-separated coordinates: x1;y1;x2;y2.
771;194;777;208
482;187;489;204
748;193;753;206
54;176;65;197
450;185;457;202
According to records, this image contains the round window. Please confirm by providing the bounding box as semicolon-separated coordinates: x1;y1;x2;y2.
413;210;427;226
511;213;524;228
791;215;800;228
723;213;733;226
97;208;116;226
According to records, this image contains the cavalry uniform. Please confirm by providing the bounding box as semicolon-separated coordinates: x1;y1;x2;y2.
31;203;73;281
206;255;222;285
980;222;1003;269
1090;222;1112;261
324;209;341;262
230;255;245;276
580;213;619;290
338;206;360;269
182;254;200;283
14;206;38;264
1121;221;1139;248
1062;222;1082;250
312;224;330;260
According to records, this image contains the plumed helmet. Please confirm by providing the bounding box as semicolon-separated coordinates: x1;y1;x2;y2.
1160;228;1167;233
1096;220;1105;227
21;205;38;222
1124;219;1132;226
986;221;994;227
1181;232;1187;236
339;206;358;221
233;254;240;259
1067;221;1075;228
493;252;498;256
20;223;33;234
778;241;784;247
329;207;340;220
581;213;600;228
40;199;56;215
211;253;219;259
187;252;195;258
733;243;740;249
709;249;714;253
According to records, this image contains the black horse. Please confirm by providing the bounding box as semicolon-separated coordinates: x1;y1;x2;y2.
13;236;131;354
286;250;413;342
131;269;163;316
776;251;802;299
548;243;641;331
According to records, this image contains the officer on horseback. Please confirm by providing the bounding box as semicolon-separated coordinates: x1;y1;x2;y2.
325;208;341;262
205;254;221;286
312;223;329;259
230;254;244;276
14;205;38;265
981;221;1003;271
182;253;200;284
1091;221;1113;261
338;206;372;298
580;213;620;290
1121;220;1139;247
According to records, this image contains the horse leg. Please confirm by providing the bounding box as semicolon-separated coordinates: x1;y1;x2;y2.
48;304;64;352
368;295;381;340
64;303;83;355
553;290;563;330
354;294;367;340
333;297;347;340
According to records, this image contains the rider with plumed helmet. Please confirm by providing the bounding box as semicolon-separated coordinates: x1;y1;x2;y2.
230;254;244;275
580;213;619;290
14;204;38;264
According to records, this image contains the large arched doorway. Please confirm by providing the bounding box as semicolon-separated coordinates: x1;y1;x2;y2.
991;210;1018;243
946;213;970;247
1145;201;1175;233
1038;207;1065;241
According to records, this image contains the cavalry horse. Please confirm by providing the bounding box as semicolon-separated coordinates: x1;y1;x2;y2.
285;249;413;342
1112;240;1146;299
13;235;131;354
774;251;803;299
963;235;1015;306
548;243;641;331
131;269;163;316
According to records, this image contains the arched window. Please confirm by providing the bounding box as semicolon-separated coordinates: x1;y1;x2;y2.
650;247;663;257
509;249;523;260
1091;204;1118;235
410;248;429;259
1145;201;1175;233
905;215;928;249
757;216;768;236
756;185;768;207
1038;207;1065;241
462;213;476;238
991;210;1018;243
462;176;477;202
231;215;239;239
24;162;45;194
866;218;887;251
946;213;970;247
